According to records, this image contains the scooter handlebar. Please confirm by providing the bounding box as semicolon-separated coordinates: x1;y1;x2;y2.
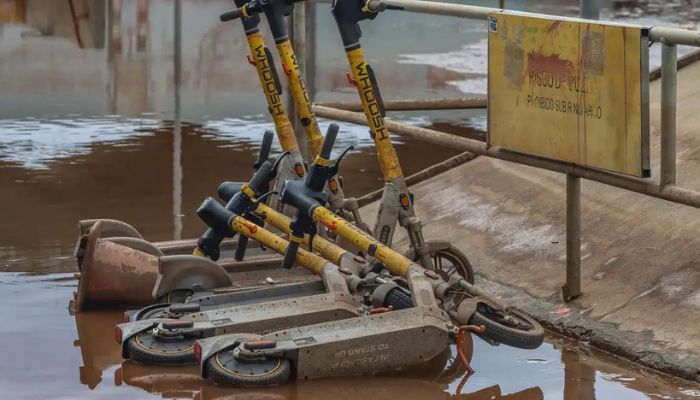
281;240;300;269
255;130;274;169
220;9;244;21
218;182;244;203
247;160;275;196
197;197;235;235
320;123;339;160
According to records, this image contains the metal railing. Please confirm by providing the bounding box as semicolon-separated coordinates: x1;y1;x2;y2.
301;0;700;301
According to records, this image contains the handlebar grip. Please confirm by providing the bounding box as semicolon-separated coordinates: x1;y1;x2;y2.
220;9;243;22
255;130;274;168
196;197;235;234
366;0;387;12
281;240;300;269
320;123;339;160
247;160;274;195
218;181;244;203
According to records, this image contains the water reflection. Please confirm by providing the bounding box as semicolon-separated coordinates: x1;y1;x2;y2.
173;0;183;240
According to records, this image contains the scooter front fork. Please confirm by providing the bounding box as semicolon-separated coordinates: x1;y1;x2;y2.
402;216;434;270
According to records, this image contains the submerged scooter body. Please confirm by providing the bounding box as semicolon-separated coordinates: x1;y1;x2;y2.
116;262;362;364
194;255;457;385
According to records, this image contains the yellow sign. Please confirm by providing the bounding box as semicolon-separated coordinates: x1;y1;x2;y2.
487;12;650;177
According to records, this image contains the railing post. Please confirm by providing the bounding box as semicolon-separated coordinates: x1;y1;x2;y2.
580;0;600;20
498;0;504;9
661;43;677;186
563;174;582;301
173;0;183;240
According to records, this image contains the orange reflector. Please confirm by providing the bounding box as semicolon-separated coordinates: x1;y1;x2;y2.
294;163;305;177
320;220;337;231
399;193;410;209
243;221;258;233
329;179;338;193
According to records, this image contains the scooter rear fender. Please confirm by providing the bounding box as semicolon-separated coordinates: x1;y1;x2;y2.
197;334;263;377
117;319;165;358
152;255;233;300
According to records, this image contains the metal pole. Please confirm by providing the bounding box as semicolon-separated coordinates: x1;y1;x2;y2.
661;43;678;186
289;7;309;159
173;0;183;240
106;0;117;114
563;174;582;301
580;0;600;20
305;1;317;102
498;0;504;9
316;97;487;111
380;0;700;46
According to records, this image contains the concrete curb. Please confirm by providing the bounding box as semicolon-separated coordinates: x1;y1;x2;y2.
477;277;700;383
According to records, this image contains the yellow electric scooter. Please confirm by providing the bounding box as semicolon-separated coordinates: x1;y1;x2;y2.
220;0;474;282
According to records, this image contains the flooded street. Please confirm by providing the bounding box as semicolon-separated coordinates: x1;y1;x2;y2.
2;0;700;398
2;271;697;399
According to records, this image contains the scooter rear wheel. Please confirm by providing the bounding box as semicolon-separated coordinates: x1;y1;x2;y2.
125;331;197;365
469;304;544;350
206;350;291;387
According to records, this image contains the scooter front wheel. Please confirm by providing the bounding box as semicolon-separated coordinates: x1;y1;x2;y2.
125;331;197;365
410;242;474;284
206;349;291;387
469;304;544;350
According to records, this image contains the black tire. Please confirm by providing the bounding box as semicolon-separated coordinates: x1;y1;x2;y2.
469;305;544;350
124;331;197;365
205;350;291;387
433;245;475;284
383;288;413;310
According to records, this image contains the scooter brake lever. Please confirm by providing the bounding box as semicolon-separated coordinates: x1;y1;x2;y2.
255;190;279;204
271;151;291;174
329;145;354;176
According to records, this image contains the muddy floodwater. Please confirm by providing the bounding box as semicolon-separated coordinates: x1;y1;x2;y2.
2;0;700;399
